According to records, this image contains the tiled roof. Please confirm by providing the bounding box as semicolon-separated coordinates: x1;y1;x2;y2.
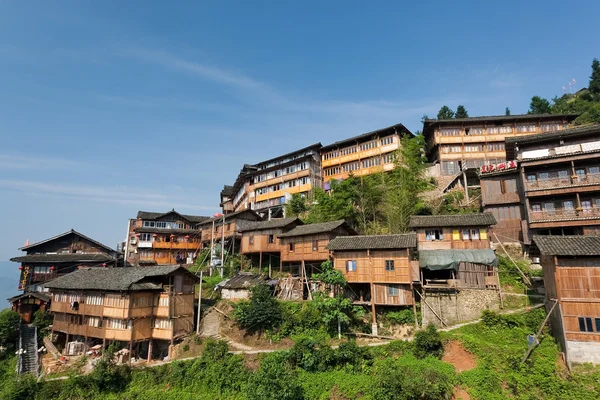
321;123;413;151
197;209;262;226
19;229;115;253
217;272;270;290
136;210;210;223
327;234;417;250
409;213;497;228
533;235;600;256
505;124;600;146
10;253;115;263
237;217;302;232
8;292;51;303
423;113;578;126
220;185;234;197
44;265;197;291
278;220;356;238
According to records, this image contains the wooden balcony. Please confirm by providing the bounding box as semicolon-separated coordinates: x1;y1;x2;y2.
52;320;105;339
530;208;600;222
526;174;600;195
50;302;103;317
104;328;132;341
250;170;310;190
153;241;197;250
152;328;173;340
255;183;312;203
321;143;399;168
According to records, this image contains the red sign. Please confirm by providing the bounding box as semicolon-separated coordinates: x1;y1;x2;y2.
480;160;517;174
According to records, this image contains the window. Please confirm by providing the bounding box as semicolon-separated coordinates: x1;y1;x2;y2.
312;240;318;251
487;143;505;151
543;202;555;212
541;123;561;132
104;295;126;308
159;296;169;307
531;204;541;212
249;236;254;245
143;221;156;228
468;127;484;135
130;236;136;245
289;243;294;252
140;233;153;242
563;200;574;210
576;169;586;178
462;229;470;240
516;125;537;133
487;126;513;134
579;317;594;332
346;260;357;272
381;136;394;146
388;286;399;296
538;172;549;180
154;318;173;330
471;229;480;240
87;317;100;328
425;229;444;241
440;128;460;136
106;318;127;330
590;166;600;174
385;260;395;271
268;234;274;244
527;174;537;182
86;295;103;306
34;266;50;274
54;293;67;303
383;154;395;164
582;200;592;212
359;141;378;151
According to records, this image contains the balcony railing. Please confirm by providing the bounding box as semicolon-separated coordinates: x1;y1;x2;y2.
526;173;600;192
530;207;600;222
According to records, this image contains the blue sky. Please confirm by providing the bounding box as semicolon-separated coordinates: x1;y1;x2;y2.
1;0;599;261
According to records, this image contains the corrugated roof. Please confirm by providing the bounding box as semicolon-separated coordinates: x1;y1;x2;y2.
217;273;270;290
533;235;600;256
237;217;302;232
44;265;196;291
10;253;115;263
321;123;413;151
19;229;115;253
409;213;497;228
278;220;356;238
327;234;417;250
136;210;210;223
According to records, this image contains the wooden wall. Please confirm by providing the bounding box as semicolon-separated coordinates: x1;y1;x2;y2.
561;301;600;342
372;283;414;305
25;232;113;256
480;175;521;206
132;318;152;341
415;228;491;251
241;229;285;254
333;250;411;284
485;205;523;243
280;233;333;262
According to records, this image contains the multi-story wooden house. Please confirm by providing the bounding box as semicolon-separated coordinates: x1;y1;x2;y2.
320;123;412;187
423;114;577;177
533;235;600;365
125;210;209;266
224;144;323;218
278;220;357;275
220;185;235;215
480;124;600;246
45;266;198;361
9;230;118;323
327;234;418;334
409;214;500;327
239;217;303;273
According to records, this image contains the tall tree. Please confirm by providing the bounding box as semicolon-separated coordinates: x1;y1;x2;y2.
505;107;511;116
528;96;552;114
436;106;455;120
455;105;469;119
589;58;600;95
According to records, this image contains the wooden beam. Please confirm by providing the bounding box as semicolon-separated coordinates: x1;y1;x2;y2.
414;289;448;327
521;299;558;363
493;232;532;287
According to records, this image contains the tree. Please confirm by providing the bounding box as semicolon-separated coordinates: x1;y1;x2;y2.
590;58;600;96
0;309;21;351
313;260;346;287
246;352;304;400
528;96;552;114
234;284;282;335
436;105;454;120
413;324;444;359
312;292;364;338
33;309;53;339
505;107;511;116
455;105;469;119
285;193;307;217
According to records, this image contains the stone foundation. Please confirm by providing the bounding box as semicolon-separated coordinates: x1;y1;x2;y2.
567;341;600;365
422;289;500;327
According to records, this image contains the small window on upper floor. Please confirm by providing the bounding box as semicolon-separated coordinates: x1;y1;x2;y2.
249;236;254;245
385;260;395;271
289;243;294;252
346;260;357;272
425;229;444;241
312;240;318;251
268;234;274;244
579;317;594;332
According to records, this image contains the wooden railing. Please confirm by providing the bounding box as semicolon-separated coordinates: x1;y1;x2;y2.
526;173;600;192
153;241;196;250
530;208;600;222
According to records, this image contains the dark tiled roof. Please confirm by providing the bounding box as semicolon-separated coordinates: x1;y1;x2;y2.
10;253;115;263
423;113;578;126
237;217;302;232
20;229;115;253
197;209;262;226
136;210;210;223
409;213;497;228
8;292;51;303
278;220;356;238
321;123;413;151
220;185;234;197
44;265;196;291
533;235;600;256
327;234;417;250
217;272;270;290
252;143;322;169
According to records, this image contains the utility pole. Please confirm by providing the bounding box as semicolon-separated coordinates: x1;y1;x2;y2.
210;219;215;276
196;270;203;334
220;214;225;278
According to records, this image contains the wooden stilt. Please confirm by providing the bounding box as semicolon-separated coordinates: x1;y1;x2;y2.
128;340;133;366
147;340;153;362
259;252;263;272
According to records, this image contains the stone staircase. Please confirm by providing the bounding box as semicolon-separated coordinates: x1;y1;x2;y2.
18;324;39;377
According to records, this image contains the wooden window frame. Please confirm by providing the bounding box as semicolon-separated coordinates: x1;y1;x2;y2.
385;260;395;271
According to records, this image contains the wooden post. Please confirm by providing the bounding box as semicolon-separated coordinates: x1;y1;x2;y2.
522;300;558;363
367;249;377;334
268;255;272;278
415;289;448;327
280;259;283;273
128;340;133;366
259;252;263;272
462;169;470;204
147;340;153;362
410;281;418;328
493;233;532;287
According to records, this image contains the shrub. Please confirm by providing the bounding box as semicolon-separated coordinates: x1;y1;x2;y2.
0;309;21;350
246;352;304;400
413;324;443;359
234;284;282;334
385;308;416;325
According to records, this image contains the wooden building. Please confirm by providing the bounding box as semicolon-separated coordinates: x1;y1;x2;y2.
45;266;199;361
224;144;323;218
481;124;600;246
409;214;500;327
125;210;209;266
534;235;600;365
239;217;303;273
320;123;412;187
220;185;235;215
10;230;118;323
327;234;418;334
422;114;577;177
278;220;357;275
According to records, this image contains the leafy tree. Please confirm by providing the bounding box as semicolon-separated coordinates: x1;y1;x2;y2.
528;96;552;114
0;309;21;351
246;352;304;400
285;193;308;217
436;105;455;120
312;292;364;338
313;260;346;287
455;105;469;118
413;324;443;359
590;58;600;95
33;309;52;339
505;107;511;115
234;284;282;334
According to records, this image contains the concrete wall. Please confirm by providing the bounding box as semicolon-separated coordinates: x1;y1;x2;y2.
567;341;600;365
422;289;500;327
221;288;250;300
